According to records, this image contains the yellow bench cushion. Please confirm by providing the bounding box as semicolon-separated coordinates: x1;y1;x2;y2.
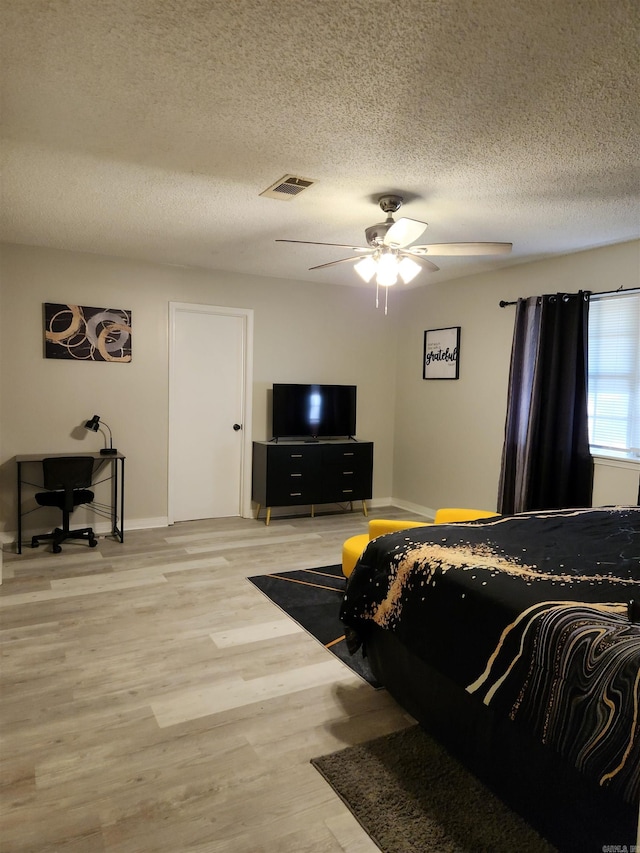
341;509;498;578
433;508;498;524
342;520;430;578
367;519;429;538
341;534;370;579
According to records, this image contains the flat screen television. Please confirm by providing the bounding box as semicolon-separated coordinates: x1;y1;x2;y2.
272;383;357;439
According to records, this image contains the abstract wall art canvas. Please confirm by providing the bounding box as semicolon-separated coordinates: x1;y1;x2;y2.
44;303;132;362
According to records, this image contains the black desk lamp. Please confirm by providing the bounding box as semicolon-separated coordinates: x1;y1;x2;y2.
84;414;117;455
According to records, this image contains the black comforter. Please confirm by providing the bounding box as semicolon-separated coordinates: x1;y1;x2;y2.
341;506;640;805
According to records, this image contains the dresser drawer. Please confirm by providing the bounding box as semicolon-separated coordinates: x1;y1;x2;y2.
252;442;322;506
322;443;373;503
269;447;319;475
323;444;369;472
266;468;318;504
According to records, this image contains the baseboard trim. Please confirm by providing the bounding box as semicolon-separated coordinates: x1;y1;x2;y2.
1;516;170;548
123;517;169;532
388;497;436;520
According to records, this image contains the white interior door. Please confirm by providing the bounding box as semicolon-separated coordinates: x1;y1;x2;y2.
169;303;253;522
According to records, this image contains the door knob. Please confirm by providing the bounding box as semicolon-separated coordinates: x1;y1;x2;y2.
233;423;242;431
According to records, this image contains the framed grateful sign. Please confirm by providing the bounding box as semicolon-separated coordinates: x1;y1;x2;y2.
423;326;460;379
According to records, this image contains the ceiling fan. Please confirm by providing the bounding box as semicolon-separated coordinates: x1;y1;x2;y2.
276;194;512;312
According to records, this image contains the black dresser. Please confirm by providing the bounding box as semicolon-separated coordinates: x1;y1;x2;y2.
252;440;373;524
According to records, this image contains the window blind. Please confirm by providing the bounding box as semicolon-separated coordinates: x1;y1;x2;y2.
587;290;640;459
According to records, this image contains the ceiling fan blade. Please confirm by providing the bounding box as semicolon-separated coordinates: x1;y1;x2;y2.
308;255;366;271
276;239;370;251
410;242;512;256
383;218;428;248
405;254;440;272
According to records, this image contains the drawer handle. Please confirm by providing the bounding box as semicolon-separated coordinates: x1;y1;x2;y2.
343;470;354;475
290;473;302;477
290;492;302;497
343;452;355;457
290;454;303;458
342;489;354;494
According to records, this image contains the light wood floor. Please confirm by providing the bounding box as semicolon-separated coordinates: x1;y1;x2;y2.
1;507;421;852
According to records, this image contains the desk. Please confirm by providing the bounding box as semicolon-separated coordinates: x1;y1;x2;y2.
15;452;125;554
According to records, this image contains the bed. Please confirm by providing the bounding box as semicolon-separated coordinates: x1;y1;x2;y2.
341;506;640;852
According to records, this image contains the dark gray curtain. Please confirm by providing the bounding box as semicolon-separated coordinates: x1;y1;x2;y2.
498;291;593;514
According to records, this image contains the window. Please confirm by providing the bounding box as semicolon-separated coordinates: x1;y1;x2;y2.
587;290;640;460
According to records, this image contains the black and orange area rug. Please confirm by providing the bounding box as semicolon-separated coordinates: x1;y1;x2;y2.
247;565;379;687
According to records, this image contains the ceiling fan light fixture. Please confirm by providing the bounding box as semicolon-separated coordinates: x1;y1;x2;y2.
354;256;377;283
398;256;422;284
376;252;399;287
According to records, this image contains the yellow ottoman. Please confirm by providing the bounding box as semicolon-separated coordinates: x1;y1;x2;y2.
340;512;496;579
341;533;369;579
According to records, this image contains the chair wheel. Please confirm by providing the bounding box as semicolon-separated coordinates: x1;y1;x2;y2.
89;538;98;548
53;544;62;554
31;538;39;548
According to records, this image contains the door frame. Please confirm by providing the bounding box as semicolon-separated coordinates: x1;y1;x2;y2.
168;302;254;523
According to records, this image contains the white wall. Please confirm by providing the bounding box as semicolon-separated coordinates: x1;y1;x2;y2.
392;240;640;514
0;243;399;537
592;458;640;506
1;239;638;543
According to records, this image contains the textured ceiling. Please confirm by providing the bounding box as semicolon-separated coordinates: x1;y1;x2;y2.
1;0;639;289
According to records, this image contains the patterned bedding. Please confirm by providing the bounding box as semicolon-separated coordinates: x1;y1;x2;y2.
340;506;640;805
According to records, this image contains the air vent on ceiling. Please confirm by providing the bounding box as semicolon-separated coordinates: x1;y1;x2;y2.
259;174;316;200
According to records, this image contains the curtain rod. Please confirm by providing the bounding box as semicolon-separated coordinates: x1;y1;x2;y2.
589;285;640;299
499;286;639;307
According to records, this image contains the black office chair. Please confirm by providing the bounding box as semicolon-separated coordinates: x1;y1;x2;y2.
31;456;98;553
